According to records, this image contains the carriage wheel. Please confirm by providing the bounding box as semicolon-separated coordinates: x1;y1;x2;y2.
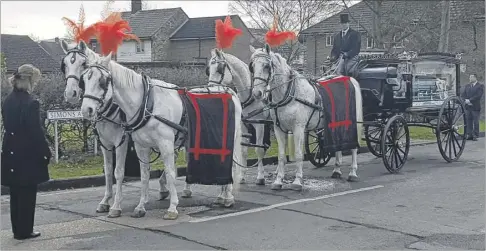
364;124;383;157
305;131;331;168
381;115;410;173
436;96;467;162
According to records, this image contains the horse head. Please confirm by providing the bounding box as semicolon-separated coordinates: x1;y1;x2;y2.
80;52;114;120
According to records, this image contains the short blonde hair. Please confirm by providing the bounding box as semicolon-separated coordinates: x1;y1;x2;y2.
8;64;41;93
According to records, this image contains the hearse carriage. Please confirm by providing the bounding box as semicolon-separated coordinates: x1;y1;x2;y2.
306;51;467;173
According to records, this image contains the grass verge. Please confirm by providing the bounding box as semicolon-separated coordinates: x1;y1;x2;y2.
49;121;485;180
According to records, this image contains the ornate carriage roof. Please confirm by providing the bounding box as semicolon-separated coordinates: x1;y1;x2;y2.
358;51;462;65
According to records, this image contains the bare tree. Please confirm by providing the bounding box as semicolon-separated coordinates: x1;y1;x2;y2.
230;0;343;62
342;0;443;52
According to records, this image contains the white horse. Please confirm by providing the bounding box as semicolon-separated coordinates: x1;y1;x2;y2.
205;48;272;185
249;44;363;190
60;40;165;218
79;52;244;219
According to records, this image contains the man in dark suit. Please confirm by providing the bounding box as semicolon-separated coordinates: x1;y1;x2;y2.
1;64;51;240
461;74;484;141
330;13;361;76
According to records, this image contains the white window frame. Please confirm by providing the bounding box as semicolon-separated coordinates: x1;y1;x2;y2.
393;35;404;48
325;34;333;47
366;36;374;49
136;41;145;54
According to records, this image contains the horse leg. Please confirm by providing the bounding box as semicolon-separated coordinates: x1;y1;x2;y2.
158;170;170;200
131;145;151;218
108;140;129;218
290;126;305;191
182;183;193;198
271;126;287;190
239;122;249;184
332;151;343;179
160;141;179;220
96;147;114;213
347;148;359;182
255;124;266;185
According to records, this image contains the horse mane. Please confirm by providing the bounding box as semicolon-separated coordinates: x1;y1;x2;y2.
252;48;291;73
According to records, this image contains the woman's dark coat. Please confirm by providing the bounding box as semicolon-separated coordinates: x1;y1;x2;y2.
1;89;51;187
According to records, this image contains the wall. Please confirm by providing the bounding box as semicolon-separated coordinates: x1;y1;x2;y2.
116;40;152;62
151;9;189;61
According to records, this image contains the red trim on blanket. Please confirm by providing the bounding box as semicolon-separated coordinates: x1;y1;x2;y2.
319;76;352;131
185;92;233;163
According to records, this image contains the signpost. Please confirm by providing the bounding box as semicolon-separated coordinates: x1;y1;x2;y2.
47;110;93;164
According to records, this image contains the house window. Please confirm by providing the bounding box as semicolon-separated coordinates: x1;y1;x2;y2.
366;36;374;49
393;35;404;48
90;42;97;52
325;34;333;47
136;41;145;53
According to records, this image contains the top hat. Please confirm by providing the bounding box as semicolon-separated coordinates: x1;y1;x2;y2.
340;14;349;24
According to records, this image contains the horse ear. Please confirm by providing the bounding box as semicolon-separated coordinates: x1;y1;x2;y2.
265;44;271;54
78;40;87;52
61;39;70;54
101;52;112;66
249;45;256;54
211;48;217;58
215;48;222;58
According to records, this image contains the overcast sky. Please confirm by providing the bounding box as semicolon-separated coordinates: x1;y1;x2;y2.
1;1;230;40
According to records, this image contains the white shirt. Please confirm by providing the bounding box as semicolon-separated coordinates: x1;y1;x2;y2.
472;81;477;87
342;28;349;37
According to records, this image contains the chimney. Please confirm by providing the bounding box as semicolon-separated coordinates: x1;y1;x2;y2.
131;0;142;14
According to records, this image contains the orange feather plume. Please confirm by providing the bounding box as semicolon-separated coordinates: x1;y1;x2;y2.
215;16;243;49
95;12;140;56
265;16;296;48
62;5;99;43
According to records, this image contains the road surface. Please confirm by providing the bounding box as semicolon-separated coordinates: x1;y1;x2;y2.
1;140;484;250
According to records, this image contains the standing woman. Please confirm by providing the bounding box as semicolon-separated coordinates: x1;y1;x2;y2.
1;64;51;240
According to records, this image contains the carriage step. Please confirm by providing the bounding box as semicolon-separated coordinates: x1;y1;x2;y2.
241;142;269;149
242;133;252;138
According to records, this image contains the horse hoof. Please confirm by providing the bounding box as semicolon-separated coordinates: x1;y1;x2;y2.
331;172;342;179
107;209;122;218
256;179;265;186
224;199;235;208
96;204;110;213
159;191;170;200
131;209;146;218
181;189;192;198
163;211;178;220
271;183;282;190
347;175;359;182
215;197;225;205
290;183;303;191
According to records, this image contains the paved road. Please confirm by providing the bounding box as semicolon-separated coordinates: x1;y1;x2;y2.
1;140;484;250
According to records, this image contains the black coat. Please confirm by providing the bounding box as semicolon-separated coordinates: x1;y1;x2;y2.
330;28;361;60
461;82;484;111
1;89;51;187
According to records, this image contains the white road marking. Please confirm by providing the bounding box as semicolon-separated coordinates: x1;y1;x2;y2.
189;185;384;223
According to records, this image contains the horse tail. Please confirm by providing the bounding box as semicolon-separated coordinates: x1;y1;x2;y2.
351;78;364;144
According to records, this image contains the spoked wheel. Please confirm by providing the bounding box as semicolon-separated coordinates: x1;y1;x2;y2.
364;124;383;157
381;115;410;173
305;131;332;168
436;97;467;162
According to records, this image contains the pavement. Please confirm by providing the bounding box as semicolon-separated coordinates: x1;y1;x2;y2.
1;139;485;250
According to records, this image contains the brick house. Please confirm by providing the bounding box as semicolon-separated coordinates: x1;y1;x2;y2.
169;15;254;64
299;0;485;80
88;0;253;64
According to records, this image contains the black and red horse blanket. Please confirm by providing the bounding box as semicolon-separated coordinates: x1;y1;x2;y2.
316;76;359;152
181;91;236;185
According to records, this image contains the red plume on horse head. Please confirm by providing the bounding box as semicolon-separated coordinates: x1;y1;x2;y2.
95;12;140;56
265;16;297;48
215;16;243;49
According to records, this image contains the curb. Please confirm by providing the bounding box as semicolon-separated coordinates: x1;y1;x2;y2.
2;134;483;195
